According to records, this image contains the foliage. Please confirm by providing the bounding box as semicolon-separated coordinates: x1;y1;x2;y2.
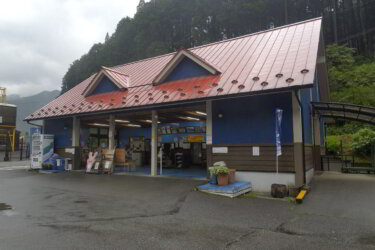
61;0;375;93
326;135;341;155
326;45;375;93
208;166;216;176
213;166;229;175
326;44;375;142
331;85;375;107
352;128;375;157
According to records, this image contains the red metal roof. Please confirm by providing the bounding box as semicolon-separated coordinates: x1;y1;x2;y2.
26;18;322;121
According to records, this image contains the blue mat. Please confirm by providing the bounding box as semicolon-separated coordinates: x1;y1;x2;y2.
39;170;64;174
197;182;252;197
114;166;206;179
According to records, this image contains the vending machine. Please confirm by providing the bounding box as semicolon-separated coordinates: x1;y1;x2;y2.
31;134;54;169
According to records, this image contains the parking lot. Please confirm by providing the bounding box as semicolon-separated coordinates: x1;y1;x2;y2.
0;164;375;249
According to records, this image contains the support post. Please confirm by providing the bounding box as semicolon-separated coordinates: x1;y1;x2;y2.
292;91;305;187
151;110;158;176
108;115;115;150
206;101;213;168
313;115;322;170
12;128;16;152
72;116;80;147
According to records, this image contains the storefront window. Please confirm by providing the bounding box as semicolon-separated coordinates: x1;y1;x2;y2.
100;128;108;135
88;137;99;148
99;138;108;148
89;127;98;135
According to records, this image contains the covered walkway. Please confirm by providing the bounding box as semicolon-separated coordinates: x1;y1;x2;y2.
312;102;375;125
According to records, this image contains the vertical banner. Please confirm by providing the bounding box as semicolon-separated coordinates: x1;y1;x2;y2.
275;109;283;174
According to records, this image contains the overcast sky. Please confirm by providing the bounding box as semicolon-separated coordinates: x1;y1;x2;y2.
0;0;139;97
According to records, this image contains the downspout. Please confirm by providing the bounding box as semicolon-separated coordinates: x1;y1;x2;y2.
294;90;306;185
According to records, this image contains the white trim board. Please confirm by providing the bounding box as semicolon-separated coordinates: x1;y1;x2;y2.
235;171;295;192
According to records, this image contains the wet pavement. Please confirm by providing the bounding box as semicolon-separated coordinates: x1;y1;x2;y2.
0;167;375;249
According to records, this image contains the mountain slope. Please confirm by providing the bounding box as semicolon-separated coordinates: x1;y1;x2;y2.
8;90;60;133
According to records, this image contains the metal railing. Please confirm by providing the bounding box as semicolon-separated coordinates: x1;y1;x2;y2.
0;140;30;162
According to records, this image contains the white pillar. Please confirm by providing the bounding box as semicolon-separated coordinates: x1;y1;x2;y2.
109;114;115;150
206;101;213;167
151;110;158;176
206;101;213;145
72;116;80;147
292;91;304;187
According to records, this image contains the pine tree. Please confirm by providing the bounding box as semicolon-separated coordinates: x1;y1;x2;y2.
105;32;110;43
137;0;145;11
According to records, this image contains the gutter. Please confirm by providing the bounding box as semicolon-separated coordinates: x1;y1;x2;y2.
25;84;314;122
294;90;306;185
27;121;44;133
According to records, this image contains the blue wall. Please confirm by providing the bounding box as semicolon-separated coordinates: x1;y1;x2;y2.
212;93;294;144
45;118;73;148
91;75;119;95
164;57;211;82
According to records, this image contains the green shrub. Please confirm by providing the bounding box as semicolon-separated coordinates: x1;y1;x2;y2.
352;128;375;157
326;135;341;155
208;167;216;176
326;134;354;155
214;166;229;175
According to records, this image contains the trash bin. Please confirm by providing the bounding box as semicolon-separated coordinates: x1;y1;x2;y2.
55;158;65;171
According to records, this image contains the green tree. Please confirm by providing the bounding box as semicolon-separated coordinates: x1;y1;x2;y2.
352;128;375;156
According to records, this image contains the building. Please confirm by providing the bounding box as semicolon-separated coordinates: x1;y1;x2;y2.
25;18;329;192
0;87;18;152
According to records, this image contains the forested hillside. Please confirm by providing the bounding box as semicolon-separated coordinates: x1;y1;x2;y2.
61;0;375;93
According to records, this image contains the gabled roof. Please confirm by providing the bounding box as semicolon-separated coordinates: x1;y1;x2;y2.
152;49;220;85
82;66;130;96
26;17;324;121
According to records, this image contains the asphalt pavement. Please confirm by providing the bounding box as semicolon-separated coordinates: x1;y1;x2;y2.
0;166;375;249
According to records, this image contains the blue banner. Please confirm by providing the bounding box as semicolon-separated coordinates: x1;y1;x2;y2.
275;109;283;156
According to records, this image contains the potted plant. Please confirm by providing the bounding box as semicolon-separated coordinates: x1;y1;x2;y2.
215;166;229;186
41;163;48;170
208;167;217;185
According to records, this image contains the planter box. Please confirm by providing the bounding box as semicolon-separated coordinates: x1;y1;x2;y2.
218;174;229;186
228;169;236;184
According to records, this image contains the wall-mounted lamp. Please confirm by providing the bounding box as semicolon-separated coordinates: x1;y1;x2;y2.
218;113;224;118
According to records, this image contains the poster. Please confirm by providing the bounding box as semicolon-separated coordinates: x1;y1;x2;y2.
188;135;205;142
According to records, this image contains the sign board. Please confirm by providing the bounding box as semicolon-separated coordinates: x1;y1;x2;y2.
206;135;212;145
188;135;205;142
212;147;228;154
252;146;260;156
30;127;41;136
65;148;75;154
0;116;2;123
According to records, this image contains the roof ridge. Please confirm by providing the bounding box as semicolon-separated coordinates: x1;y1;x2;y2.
101;66;130;76
111;52;175;70
190;17;322;51
110;17;321;70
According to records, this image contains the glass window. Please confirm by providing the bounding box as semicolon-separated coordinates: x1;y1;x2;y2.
100;138;109;148
89;128;98;135
100;128;108;135
88;137;99;148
